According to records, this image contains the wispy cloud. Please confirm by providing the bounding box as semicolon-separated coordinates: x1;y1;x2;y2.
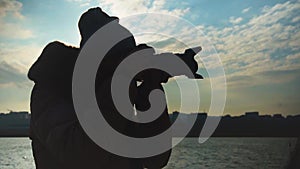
203;1;300;83
0;0;24;19
0;0;34;39
0;22;34;39
229;16;243;24
0;61;31;88
0;43;42;73
66;0;92;7
242;7;251;14
97;0;190;17
0;42;42;89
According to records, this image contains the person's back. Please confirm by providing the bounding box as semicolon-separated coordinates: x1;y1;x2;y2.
28;41;115;168
29;41;80;168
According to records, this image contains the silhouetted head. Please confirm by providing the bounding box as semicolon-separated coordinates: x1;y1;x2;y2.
79;7;118;47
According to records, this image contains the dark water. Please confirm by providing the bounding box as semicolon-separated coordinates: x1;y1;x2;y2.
0;137;296;169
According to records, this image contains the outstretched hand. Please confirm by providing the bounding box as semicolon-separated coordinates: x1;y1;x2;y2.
133;44;203;84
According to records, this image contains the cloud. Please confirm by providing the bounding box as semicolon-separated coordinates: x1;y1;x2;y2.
0;0;34;39
227;69;300;88
229;16;243;24
0;0;23;19
0;61;30;88
242;7;251;14
0;42;42;89
0;43;42;73
97;0;190;17
0;21;34;39
66;0;92;7
0;43;41;89
286;53;300;61
203;1;300;78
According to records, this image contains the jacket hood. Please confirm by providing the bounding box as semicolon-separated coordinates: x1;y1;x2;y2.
28;41;79;88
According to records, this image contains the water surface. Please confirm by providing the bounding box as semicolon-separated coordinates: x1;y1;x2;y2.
0;137;296;169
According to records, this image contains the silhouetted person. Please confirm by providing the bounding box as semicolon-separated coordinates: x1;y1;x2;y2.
28;5;204;168
28;7;175;169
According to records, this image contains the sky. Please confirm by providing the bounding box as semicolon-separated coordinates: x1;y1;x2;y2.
0;0;299;116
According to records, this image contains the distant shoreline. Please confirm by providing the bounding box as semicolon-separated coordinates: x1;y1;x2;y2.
1;111;300;138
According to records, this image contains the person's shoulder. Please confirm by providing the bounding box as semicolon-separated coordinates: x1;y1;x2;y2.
44;41;78;52
40;41;79;60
